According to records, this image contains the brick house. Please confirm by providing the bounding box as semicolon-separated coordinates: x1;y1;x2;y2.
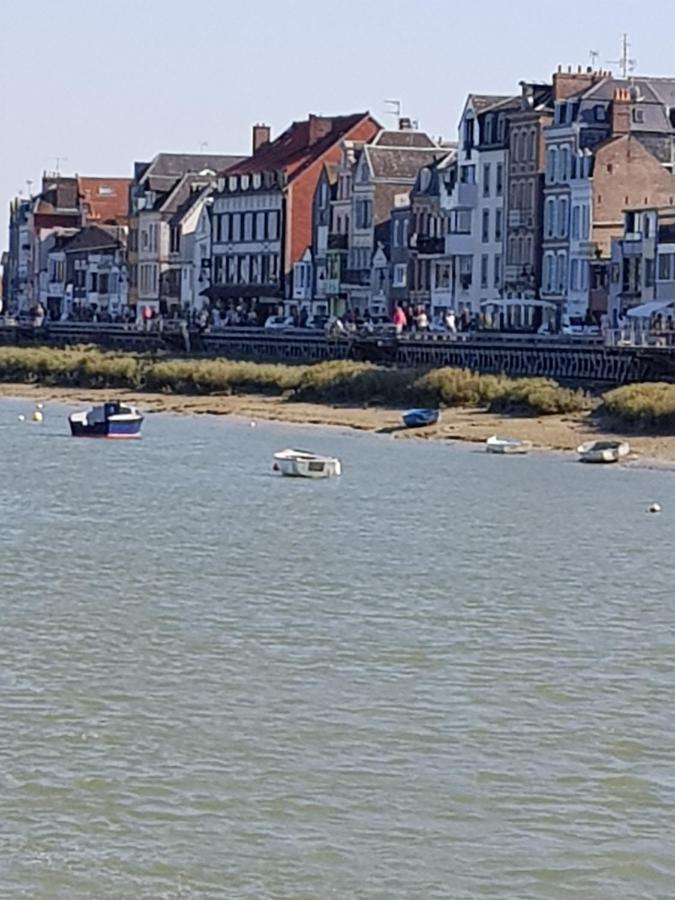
208;113;380;321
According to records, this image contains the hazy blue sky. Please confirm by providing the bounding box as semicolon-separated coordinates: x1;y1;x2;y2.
2;0;675;246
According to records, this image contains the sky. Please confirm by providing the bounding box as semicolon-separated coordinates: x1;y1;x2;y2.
2;0;675;248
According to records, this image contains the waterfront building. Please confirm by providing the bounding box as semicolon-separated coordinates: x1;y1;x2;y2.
608;206;675;322
343;121;443;315
444;94;518;314
127;152;243;316
325;140;365;316
408;150;456;316
208;114;380;323
541;69;675;321
309;162;338;317
502;81;553;314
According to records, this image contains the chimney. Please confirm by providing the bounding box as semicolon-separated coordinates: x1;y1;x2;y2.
611;87;631;136
552;66;604;101
252;123;271;154
308;114;333;145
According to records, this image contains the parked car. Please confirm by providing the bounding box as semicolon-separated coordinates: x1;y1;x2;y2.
561;316;600;336
264;315;294;331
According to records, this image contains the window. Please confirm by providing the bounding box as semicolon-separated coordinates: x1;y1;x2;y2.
459;256;472;289
482;210;490;242
582;205;590;240
556;252;568;293
484;114;494;144
494;254;501;288
393;263;407;287
483;164;491;197
213;255;224;284
633;108;645;124
449;209;472;234
527;131;536;161
90;272;99;293
524;235;532;263
495;209;502;241
267;211;279;241
594;105;606;122
393;219;400;248
99;273;109;294
559;147;570;183
496;163;503;197
170;226;180;253
558;197;569;238
481;254;489;288
544;198;556;238
570;258;579;291
645;257;655;288
141;229;149;251
232;213;242;242
496;115;505;143
226;256;235;283
658;253;673;280
269;254;279;281
572;205;580;240
256;212;266;240
319;182;328;208
546;148;557;185
243;213;253;241
460;165;476;184
544;253;555;292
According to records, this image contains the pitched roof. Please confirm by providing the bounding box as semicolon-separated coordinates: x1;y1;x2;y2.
365;145;445;180
78;176;131;224
141;153;245;180
371;129;438;149
164;176;214;224
61;224;126;254
224;113;372;181
469;94;513;113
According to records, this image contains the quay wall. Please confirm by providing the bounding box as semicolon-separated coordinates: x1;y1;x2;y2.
1;323;674;385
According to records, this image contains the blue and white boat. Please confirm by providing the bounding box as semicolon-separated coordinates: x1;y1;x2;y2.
402;408;440;429
69;402;143;439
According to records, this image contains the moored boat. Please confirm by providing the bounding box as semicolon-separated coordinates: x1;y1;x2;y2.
69;402;144;439
402;408;440;429
486;435;532;455
577;440;630;464
273;448;341;479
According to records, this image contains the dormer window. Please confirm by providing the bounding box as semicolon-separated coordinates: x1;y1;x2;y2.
240;175;250;190
594;105;606;122
484;114;494;144
228;175;237;192
252;173;261;189
632;108;645;124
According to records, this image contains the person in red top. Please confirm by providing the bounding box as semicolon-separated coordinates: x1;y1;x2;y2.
393;305;407;336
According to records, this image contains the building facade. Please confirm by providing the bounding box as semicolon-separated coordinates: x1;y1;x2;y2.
208;114;380;321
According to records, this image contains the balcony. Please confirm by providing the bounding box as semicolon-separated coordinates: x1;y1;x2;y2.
328;233;348;250
341;269;371;286
577;241;599;259
413;235;445;256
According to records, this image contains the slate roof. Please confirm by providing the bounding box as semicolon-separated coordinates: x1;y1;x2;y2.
224;113;372;181
61;224;126;254
165;176;214;224
365;145;445;180
141;153;244;180
372;129;438;149
469;94;513;113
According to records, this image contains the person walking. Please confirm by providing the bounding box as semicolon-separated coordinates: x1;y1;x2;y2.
393;305;407;336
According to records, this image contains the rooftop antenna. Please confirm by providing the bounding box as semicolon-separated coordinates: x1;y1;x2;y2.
384;99;401;126
199;141;209;152
50;156;68;176
589;49;599;68
26;179;33;196
608;33;636;78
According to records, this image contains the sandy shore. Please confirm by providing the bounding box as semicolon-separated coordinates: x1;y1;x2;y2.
3;382;675;465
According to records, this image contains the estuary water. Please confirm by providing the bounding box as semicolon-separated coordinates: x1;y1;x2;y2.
1;398;675;899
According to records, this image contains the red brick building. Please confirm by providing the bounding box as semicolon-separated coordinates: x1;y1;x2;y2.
209;113;380;318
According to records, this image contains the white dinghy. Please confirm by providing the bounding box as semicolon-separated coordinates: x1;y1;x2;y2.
273;448;342;479
577;440;630;464
486;435;532;455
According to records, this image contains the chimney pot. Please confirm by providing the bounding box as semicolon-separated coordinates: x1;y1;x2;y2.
252;123;271;154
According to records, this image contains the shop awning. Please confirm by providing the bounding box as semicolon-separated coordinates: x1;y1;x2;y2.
626;300;675;318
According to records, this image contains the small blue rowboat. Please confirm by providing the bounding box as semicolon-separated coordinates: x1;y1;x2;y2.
402;408;441;429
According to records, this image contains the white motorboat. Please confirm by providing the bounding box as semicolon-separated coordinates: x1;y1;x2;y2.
577;440;630;464
273;448;342;479
485;435;532;455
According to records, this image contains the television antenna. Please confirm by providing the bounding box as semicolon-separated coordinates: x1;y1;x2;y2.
199;141;209;152
589;49;599;68
608;33;636;78
50;156;68;176
384;99;401;125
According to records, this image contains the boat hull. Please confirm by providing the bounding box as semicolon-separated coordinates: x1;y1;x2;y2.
486;436;532;455
577;441;629;463
273;449;341;479
402;409;440;429
69;417;143;438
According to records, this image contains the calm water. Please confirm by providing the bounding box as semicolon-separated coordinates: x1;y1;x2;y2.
1;398;675;899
